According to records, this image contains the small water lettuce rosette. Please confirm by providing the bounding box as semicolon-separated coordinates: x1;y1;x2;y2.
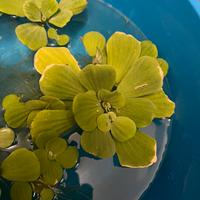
0;0;88;50
32;31;175;168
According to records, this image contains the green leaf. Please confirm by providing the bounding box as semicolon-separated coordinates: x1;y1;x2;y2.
34;47;80;74
107;32;141;83
157;58;169;76
81;129;116;158
111;116;136;142
47;28;57;39
56;146;79;169
79;64;116;91
45;137;67;160
73;91;104;131
1;148;40;181
0;0;26;17
118;56;164;98
23;0;41;22
118;98;155;128
82;32;106;57
59;0;88;15
49;9;73;28
15;23;48;51
2;94;20;110
0;128;15;148
98;89;125;109
145;91;175;118
40;0;58;19
27;110;40;127
10;182;32;200
97;113;112;132
40;64;85;100
115;131;157;168
30;110;75;139
25;100;47;110
35;133;57;149
40;188;54;200
40;96;66;110
140;40;158;57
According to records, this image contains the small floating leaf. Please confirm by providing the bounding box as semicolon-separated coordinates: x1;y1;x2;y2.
57;34;70;46
1;148;40;181
107;32;141;83
47;28;57;39
73;91;104;131
82;32;106;57
10;182;32;200
2;94;20;110
111;116;136;142
97;113;112;132
79;64;116;91
25;100;47;110
140;40;158;57
35;133;57;149
40;64;85;100
56;146;79;169
27;110;40;127
157;58;169;76
59;0;88;15
0;128;15;148
40;188;54;200
118;56;163;98
115;131;157;168
45;137;67;160
81;129;116;158
15;23;48;51
40;96;66;110
40;0;58;19
34;47;80;74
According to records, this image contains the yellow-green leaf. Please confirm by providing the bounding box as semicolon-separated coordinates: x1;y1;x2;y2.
27;110;40;127
140;40;158;57
35;133;57;149
73;91;104;131
1;148;40;181
111;116;136;142
40;188;54;200
0;0;26;17
25;100;47;110
0;128;15;148
15;23;48;51
10;182;32;200
40;0;58;19
145;91;175;118
97;113;112;132
56;146;79;169
79;64;116;91
2;94;20;110
82;31;106;57
81;129;115;158
115;131;157;168
118;56;163;98
34;47;80;74
157;58;169;76
40;96;66;110
107;32;141;83
40;64;85;100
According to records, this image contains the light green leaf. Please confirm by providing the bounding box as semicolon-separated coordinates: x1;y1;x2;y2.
118;98;155;128
82;31;106;57
115;131;157;168
57;34;70;46
73;91;104;131
97;113;112;132
40;64;85;100
81;129;116;158
34;47;80;74
0;128;15;148
1;148;40;181
118;56;164;98
107;32;141;83
98;89;125;109
40;96;66;110
56;146;79;169
145;91;175;118
79;64;116;91
25;100;47;110
49;9;73;28
23;0;41;22
27;110;40;127
2;94;20;110
40;188;54;200
47;28;57;39
45;137;67;160
0;0;26;17
10;182;32;200
30;110;75;139
15;23;48;51
35;133;57;149
40;0;58;19
59;0;88;15
140;40;158;57
157;58;169;76
111;116;136;142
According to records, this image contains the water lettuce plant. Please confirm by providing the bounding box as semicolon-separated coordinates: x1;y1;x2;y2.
0;0;88;50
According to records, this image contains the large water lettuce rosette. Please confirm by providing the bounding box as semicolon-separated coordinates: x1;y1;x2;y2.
30;31;175;168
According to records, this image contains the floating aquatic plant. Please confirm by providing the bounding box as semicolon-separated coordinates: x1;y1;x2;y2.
0;0;88;50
